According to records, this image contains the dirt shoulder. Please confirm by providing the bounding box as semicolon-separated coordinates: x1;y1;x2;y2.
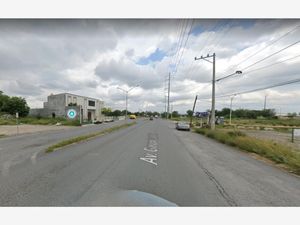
0;124;76;136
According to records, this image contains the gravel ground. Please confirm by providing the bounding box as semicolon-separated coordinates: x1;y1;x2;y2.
0;124;76;136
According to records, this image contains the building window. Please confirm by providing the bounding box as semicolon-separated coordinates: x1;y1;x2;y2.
88;100;95;106
73;97;77;104
68;96;72;104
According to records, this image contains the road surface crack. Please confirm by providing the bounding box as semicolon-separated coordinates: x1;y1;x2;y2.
187;152;237;206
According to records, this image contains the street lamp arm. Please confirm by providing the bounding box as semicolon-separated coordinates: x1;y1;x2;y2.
128;85;139;93
117;87;127;93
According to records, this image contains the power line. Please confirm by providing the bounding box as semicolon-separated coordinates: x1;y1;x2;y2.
172;20;189;70
243;54;300;75
241;40;300;71
184;20;221;78
168;19;186;69
214;77;300;99
216;53;300;82
218;23;300;77
174;19;195;74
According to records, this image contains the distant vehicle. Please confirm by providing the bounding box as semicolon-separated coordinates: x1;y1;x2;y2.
129;115;136;119
176;122;190;131
150;116;153;120
154;115;158;118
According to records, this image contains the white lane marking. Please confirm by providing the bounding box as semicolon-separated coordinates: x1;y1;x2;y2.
140;156;157;165
30;151;39;165
2;161;11;176
140;134;158;166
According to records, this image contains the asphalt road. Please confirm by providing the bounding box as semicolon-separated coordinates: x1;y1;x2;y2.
0;119;127;175
0;119;300;206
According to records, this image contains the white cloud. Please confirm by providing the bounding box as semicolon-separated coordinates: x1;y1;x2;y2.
0;19;300;114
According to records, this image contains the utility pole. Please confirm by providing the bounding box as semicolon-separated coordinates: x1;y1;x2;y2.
190;95;198;126
229;95;236;125
195;53;216;130
167;72;171;120
125;93;128;120
264;94;268;110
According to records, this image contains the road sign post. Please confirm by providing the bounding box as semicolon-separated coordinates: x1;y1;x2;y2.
16;112;19;135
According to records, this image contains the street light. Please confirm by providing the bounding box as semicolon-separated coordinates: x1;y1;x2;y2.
216;70;242;82
117;85;139;121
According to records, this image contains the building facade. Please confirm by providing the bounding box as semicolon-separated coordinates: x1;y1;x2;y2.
30;93;104;122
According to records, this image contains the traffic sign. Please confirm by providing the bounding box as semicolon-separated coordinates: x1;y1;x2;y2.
67;109;77;119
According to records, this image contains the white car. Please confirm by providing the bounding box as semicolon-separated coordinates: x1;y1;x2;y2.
175;122;190;131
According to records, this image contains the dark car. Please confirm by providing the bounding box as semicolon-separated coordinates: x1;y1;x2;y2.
175;122;190;131
150;116;153;120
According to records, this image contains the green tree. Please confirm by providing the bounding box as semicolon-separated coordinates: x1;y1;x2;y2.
186;110;193;117
0;91;10;112
171;111;180;118
101;107;112;116
2;96;30;117
111;110;122;117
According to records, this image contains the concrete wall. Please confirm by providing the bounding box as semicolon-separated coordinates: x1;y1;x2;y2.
29;108;65;118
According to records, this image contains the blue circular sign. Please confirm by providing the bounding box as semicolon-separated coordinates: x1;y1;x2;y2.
67;109;77;119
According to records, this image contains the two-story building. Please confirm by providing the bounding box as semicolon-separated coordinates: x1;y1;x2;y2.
30;93;104;122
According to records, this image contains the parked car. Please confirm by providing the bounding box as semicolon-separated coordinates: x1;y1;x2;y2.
150;116;153;120
175;122;190;131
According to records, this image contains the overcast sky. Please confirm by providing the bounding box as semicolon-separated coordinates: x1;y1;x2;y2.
0;19;299;114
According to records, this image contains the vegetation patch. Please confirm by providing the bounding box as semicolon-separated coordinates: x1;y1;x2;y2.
46;122;136;153
194;128;300;175
0;134;6;138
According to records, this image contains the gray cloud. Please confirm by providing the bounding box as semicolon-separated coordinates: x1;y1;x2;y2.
0;19;299;113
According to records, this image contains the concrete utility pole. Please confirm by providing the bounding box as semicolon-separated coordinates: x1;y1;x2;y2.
190;95;198;126
264;94;268;110
195;53;216;130
167;72;171;120
117;85;139;121
229;95;236;125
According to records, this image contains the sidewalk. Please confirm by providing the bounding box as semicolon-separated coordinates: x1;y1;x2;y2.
0;124;75;136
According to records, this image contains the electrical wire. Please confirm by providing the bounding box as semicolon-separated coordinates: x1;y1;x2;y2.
214;77;300;99
215;41;300;82
218;23;300;77
172;19;189;70
173;19;195;74
240;40;300;71
243;54;300;75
